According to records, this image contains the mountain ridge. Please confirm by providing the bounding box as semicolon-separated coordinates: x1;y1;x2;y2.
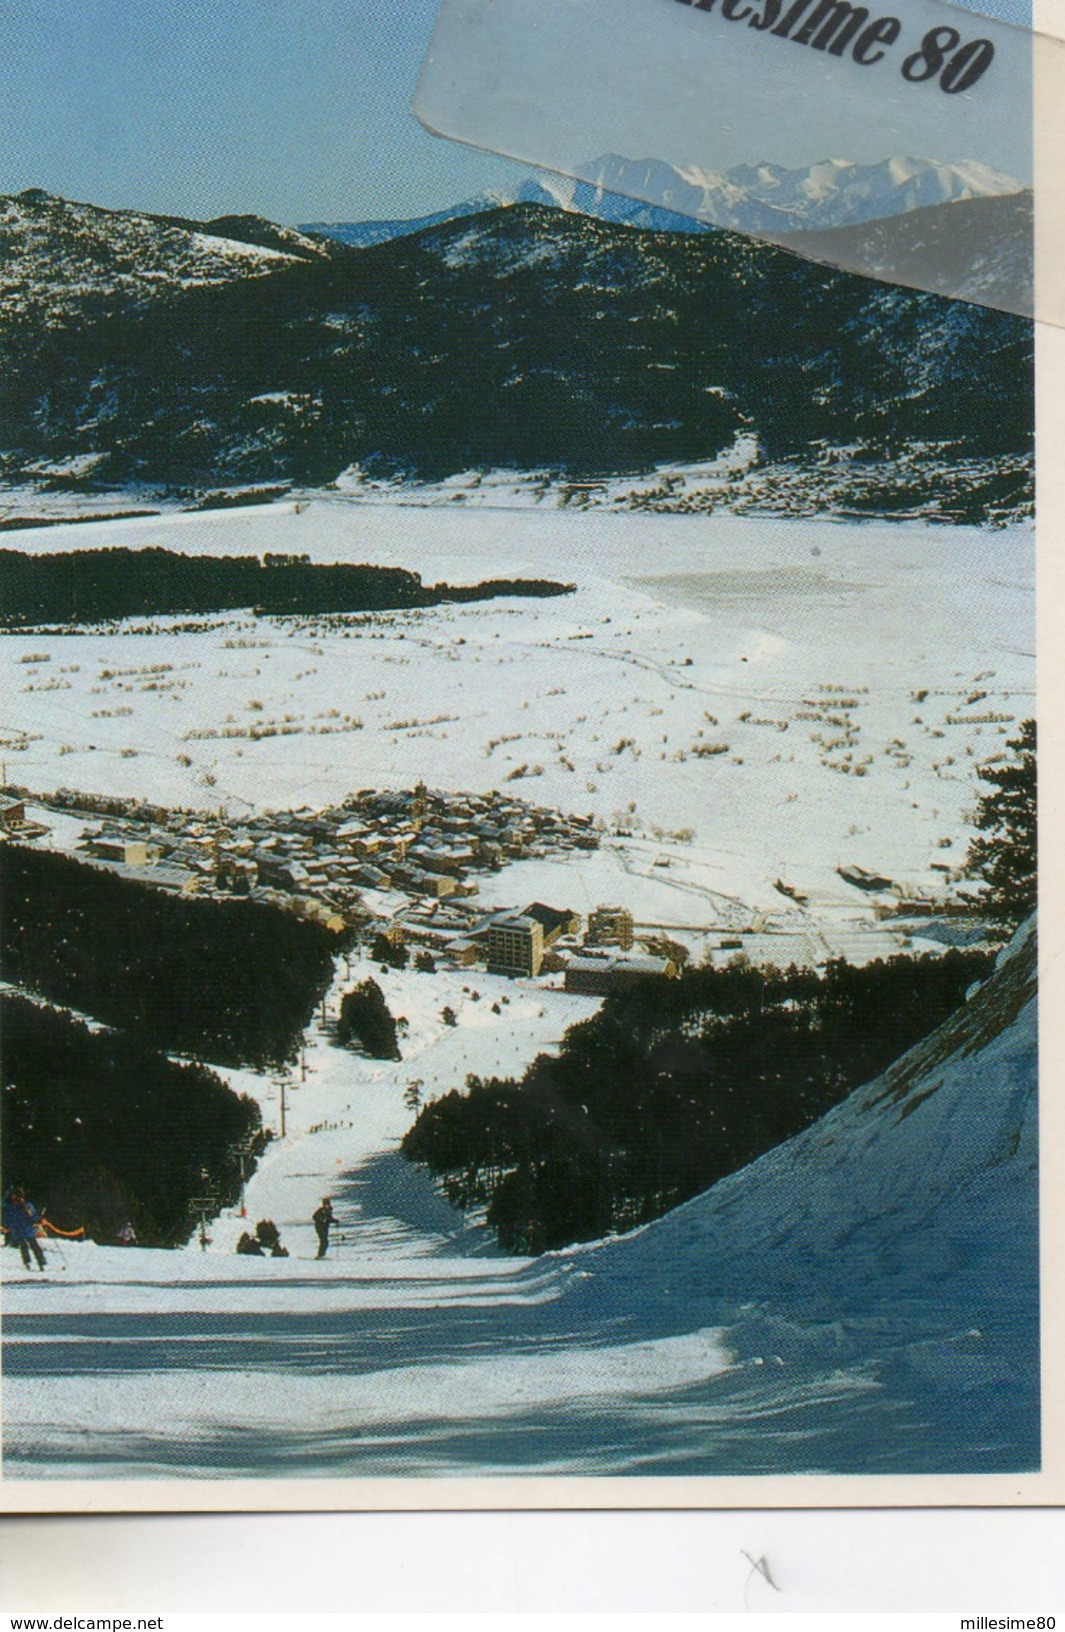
305;154;1027;250
779;190;1034;312
0;190;1033;520
559;152;1027;235
0;188;350;331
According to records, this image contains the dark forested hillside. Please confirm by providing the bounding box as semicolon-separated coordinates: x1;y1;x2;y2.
0;845;346;1067
402;949;995;1252
0;546;572;627
0;195;1033;511
1;994;261;1246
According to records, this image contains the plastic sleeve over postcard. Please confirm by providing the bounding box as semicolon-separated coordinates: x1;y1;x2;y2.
415;0;1062;321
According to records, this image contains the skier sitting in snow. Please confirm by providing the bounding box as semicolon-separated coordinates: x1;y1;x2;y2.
236;1231;264;1255
313;1197;335;1259
2;1186;47;1271
255;1219;288;1257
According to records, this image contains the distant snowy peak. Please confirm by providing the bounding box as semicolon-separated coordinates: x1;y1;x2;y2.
519;154;1028;236
305;154;1026;254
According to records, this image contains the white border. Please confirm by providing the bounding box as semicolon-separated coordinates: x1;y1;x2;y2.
0;0;1061;1532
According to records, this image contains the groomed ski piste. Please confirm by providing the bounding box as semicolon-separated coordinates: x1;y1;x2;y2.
2;917;1037;1480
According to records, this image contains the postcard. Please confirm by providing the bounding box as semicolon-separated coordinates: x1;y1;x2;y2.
0;0;1055;1510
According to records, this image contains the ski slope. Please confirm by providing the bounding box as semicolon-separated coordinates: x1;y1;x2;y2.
2;921;1037;1480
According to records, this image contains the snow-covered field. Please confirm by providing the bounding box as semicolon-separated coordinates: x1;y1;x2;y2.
0;499;1037;1482
1;500;1033;925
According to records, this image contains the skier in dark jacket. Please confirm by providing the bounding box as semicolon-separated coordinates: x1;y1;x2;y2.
254;1219;289;1258
3;1187;47;1271
312;1197;335;1259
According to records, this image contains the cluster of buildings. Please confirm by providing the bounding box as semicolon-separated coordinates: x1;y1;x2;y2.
378;898;677;990
5;780;682;992
30;780;594;901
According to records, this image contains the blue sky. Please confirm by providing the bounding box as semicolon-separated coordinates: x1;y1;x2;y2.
0;0;1032;222
0;1;528;221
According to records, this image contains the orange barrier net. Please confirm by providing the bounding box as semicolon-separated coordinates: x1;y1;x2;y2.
39;1219;85;1239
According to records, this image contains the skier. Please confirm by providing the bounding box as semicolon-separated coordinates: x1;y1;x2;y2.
117;1220;138;1247
254;1219;289;1258
2;1186;47;1271
312;1197;335;1259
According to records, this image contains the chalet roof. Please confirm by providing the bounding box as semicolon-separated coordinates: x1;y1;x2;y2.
566;953;670;975
109;860;196;891
522;901;576;935
487;913;540;933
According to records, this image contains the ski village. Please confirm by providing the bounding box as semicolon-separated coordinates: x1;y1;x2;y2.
0;779;680;986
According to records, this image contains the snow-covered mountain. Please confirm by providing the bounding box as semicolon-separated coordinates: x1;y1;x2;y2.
0;190;1032;516
0;190;331;327
520;153;1028;237
306;156;1027;253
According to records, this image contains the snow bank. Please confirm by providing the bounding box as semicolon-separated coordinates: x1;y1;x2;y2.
549;916;1039;1469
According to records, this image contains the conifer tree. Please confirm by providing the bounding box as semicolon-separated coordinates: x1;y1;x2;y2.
963;719;1036;926
337;979;401;1060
